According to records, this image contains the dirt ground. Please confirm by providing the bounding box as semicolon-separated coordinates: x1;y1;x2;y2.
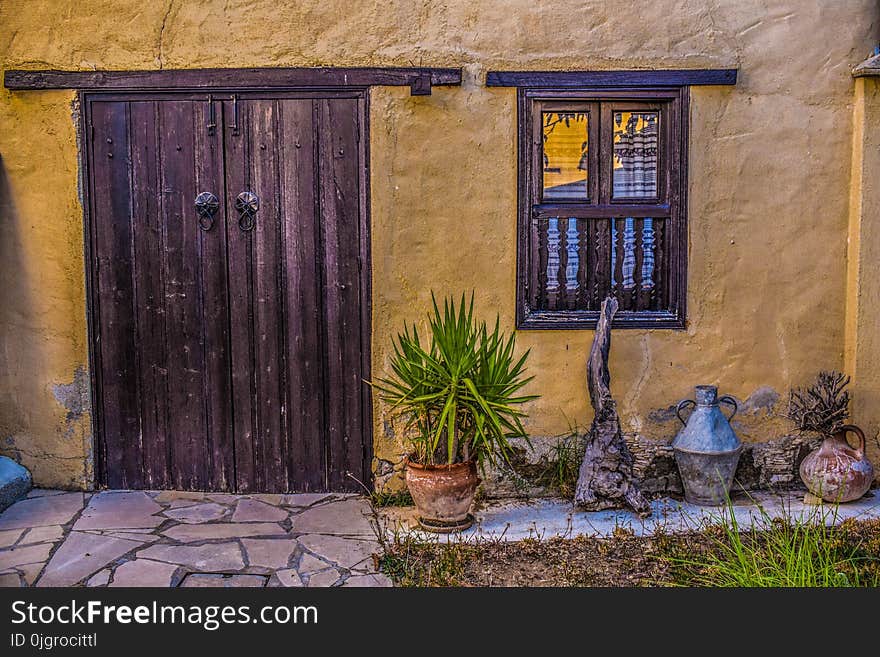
379;519;880;587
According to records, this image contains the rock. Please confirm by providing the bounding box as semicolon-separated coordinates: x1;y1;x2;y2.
26;489;66;498
74;491;164;530
297;552;330;574
37;532;144;587
231;499;288;522
298;534;379;570
306;569;340;587
152;491;209;504
292;498;374;536
109;559;179;587
22;526;64;544
0;572;23;587
136;543;245;571
273;569;304;587
98;531;160;543
804;492;825;505
0;542;53;572
86;569;111;587
0;458;31;512
247;494;285;505
241;538;297;569
282;493;333;508
0;492;83;531
163;503;228;523
0;529;24;549
181;573;266;588
162;523;286;542
342;573;393;587
16;562;46;586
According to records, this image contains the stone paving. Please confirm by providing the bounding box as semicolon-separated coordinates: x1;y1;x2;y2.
0;490;391;588
380;490;880;542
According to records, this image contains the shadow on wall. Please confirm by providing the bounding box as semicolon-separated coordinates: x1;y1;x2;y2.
0;154;45;466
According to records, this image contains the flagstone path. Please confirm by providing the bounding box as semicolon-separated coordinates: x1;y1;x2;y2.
0;490;391;588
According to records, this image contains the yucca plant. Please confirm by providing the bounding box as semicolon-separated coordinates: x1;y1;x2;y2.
373;292;537;467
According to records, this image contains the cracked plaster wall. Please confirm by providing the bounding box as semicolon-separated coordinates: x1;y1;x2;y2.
0;1;876;490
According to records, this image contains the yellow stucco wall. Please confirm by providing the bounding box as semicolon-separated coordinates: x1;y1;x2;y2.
0;1;877;489
846;76;880;472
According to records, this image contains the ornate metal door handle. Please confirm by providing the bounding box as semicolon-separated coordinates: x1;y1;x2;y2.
235;191;259;232
194;192;220;231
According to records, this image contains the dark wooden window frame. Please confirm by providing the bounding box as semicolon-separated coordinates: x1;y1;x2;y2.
516;86;688;329
492;68;737;330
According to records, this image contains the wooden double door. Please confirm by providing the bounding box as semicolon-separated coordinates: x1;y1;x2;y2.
85;91;371;493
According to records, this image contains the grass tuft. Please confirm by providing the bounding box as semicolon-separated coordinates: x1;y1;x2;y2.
660;498;880;587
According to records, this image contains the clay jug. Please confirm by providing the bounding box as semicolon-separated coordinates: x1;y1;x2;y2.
799;424;874;503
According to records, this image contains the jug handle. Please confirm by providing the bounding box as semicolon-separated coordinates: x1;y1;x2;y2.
719;395;738;421
839;424;866;457
676;399;695;425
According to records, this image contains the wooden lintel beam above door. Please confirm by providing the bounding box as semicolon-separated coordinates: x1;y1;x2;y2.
3;67;462;95
486;69;737;87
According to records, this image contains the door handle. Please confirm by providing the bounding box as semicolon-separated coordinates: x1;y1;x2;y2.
235;191;259;232
194;192;220;231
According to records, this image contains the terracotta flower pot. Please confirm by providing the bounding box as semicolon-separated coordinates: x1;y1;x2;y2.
404;458;480;532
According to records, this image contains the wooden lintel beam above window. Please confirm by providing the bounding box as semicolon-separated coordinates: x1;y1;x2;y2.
486;69;737;87
3;67;462;95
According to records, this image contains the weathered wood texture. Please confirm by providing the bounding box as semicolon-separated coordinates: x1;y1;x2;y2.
574;296;651;515
86;92;370;493
5;67;461;95
487;69;737;87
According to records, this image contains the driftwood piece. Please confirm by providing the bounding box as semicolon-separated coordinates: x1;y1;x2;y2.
574;296;651;516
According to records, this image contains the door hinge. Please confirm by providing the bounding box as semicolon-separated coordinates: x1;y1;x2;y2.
228;94;239;136
206;95;216;136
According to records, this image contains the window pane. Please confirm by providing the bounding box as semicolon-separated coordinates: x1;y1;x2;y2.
542;112;589;200
612;111;659;198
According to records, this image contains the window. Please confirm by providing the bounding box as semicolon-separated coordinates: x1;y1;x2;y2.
516;88;688;329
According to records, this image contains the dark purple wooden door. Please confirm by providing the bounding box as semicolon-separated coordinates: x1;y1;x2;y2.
87;93;370;493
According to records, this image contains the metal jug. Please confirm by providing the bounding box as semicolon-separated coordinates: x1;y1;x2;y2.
672;385;742;505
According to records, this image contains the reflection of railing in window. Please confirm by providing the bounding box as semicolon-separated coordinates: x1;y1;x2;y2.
613;112;658;198
540;217;664;312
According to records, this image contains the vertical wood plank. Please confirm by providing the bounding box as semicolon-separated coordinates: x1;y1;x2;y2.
356;93;374;492
319;98;366;492
129;100;167;489
193;98;234;492
158;100;210;490
224;98;257;492
249;99;285;492
279;99;327;491
90;100;143;489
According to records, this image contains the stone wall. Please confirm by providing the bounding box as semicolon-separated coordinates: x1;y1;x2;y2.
474;432;823;500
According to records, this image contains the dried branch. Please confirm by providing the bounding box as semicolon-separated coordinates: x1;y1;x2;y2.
787;371;850;435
